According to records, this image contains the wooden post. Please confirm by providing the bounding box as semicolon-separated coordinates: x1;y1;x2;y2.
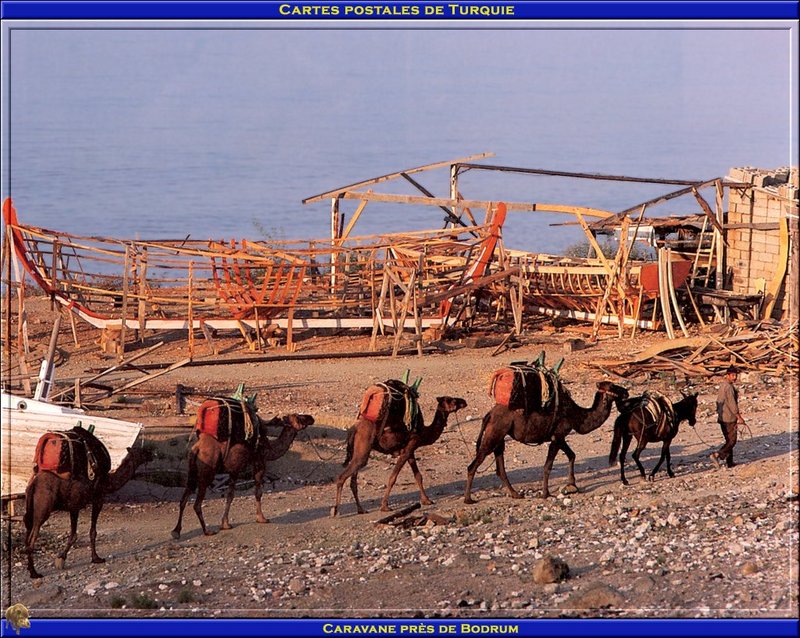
450;163;459;226
3;232;11;360
412;275;423;357
286;308;295;353
50;240;59;311
789;211;799;326
119;245;130;362
73;377;82;409
370;269;390;351
68;309;80;347
175;383;185;415
187;261;194;358
330;196;340;290
137;246;148;342
715;179;725;289
253;305;263;352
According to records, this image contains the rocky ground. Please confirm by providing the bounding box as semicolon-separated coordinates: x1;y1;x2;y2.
2;300;798;619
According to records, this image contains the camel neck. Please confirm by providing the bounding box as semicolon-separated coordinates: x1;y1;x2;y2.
570;391;614;435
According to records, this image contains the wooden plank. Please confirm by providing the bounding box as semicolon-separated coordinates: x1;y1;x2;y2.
337;191;614;218
761;216;789;319
455;162;707;186
106;358;192;396
337;197;370;243
302;153;494;204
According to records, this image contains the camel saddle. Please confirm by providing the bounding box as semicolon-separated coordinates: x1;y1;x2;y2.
195;397;260;445
358;379;420;430
489;361;557;415
627;391;676;438
33;426;111;481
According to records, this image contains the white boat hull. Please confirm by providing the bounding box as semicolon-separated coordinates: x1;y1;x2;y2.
1;393;143;499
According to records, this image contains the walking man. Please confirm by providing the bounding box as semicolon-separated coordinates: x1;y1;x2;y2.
711;365;745;468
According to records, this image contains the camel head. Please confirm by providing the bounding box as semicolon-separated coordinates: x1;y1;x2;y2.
435;396;468;414
596;381;629;404
126;445;154;468
281;413;315;432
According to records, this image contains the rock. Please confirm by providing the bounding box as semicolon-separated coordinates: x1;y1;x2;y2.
532;556;570;584
741;562;760;576
566;583;625;609
288;577;305;594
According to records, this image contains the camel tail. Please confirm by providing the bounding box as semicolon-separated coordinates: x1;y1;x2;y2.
609;415;623;466
343;427;356;467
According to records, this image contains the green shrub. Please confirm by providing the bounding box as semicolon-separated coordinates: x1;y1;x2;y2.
132;593;158;610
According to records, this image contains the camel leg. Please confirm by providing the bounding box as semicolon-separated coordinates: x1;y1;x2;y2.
464;412;510;504
55;510;80;570
89;496;105;564
557;439;578;494
332;459;368;517
24;478;51;579
539;440;561;499
380;451;413;512
172;448;199;540
406;453;433;506
618;432;633;485
349;473;365;515
493;439;522;500
220;472;238;530
191;460;217;536
332;423;375;517
631;439;648;479
253;464;269;524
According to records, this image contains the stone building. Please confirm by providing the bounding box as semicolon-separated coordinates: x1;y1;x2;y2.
725;166;798;322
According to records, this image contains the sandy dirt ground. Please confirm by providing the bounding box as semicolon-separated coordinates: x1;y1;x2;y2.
2;299;798;619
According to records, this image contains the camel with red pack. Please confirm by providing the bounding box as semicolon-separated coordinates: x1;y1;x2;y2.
332;373;466;517
24;425;152;578
171;387;313;539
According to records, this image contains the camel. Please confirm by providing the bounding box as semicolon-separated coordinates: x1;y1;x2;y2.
171;412;313;539
24;433;152;579
608;390;699;484
464;380;628;502
331;395;467;517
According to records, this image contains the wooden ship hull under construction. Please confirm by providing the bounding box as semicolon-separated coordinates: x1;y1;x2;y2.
3;195;691;349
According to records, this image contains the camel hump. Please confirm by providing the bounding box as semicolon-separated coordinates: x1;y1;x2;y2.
33;427;111;480
489;362;557;415
358;379;419;430
196;397;258;444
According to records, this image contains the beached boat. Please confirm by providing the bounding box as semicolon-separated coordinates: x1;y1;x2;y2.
1;392;143;499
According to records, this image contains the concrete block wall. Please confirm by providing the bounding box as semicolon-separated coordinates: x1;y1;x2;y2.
726;166;798;320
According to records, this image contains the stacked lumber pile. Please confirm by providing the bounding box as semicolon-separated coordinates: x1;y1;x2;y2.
590;321;798;379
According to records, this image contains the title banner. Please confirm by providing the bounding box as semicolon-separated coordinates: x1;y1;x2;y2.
10;618;800;637
1;1;798;20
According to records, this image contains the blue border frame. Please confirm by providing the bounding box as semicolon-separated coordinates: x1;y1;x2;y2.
1;1;798;21
8;618;800;637
1;2;798;638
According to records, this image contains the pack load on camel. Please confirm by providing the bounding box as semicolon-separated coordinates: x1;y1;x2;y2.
33;424;111;480
195;383;260;444
488;352;563;415
25;425;151;578
358;370;423;431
